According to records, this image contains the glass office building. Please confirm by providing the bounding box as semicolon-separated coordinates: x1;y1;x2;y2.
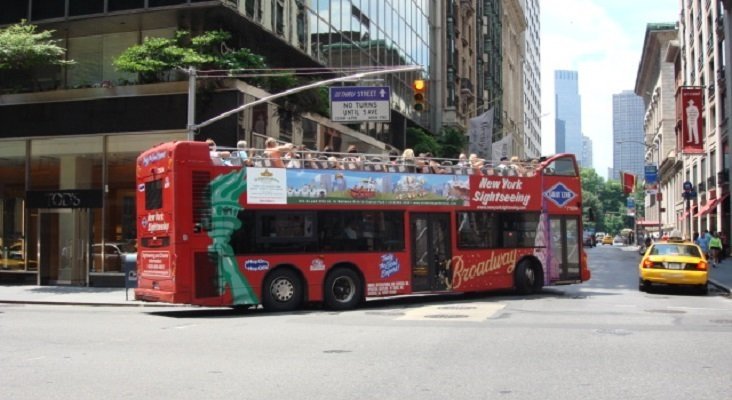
0;0;437;286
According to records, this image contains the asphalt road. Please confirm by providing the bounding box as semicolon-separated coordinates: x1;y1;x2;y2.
1;245;731;400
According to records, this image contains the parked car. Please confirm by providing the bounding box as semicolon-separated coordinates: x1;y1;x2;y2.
8;242;24;259
612;236;625;246
92;242;136;273
583;233;596;247
638;237;708;294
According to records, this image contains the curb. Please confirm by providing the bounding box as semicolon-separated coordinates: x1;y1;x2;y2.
709;279;732;294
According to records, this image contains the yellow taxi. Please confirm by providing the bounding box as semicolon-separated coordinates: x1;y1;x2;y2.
638;236;708;294
601;235;613;245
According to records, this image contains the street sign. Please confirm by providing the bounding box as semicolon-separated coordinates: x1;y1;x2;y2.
330;86;391;123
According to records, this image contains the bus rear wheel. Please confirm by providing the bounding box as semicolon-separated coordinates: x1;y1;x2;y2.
262;269;303;312
324;268;363;310
515;260;542;294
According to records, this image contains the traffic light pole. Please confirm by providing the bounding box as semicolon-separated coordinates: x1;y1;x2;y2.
185;65;422;140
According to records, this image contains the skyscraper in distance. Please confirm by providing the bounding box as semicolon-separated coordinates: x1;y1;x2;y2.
612;90;645;180
582;135;593;168
554;70;583;160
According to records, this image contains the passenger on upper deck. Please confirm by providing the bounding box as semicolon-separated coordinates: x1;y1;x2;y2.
263;138;293;168
424;152;445;174
507;156;525;176
401;149;416;173
495;156;509;175
230;140;251;166
206;138;230;165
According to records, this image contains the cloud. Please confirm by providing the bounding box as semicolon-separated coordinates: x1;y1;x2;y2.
541;0;677;179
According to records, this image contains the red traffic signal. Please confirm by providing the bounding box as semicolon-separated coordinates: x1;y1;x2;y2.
412;79;426;111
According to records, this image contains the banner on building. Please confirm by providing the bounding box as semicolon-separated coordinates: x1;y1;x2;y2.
492;134;512;161
622;172;636;195
644;164;658;195
468;107;494;159
677;86;704;154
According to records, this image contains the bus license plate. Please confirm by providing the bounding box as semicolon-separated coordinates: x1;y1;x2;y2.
667;263;682;270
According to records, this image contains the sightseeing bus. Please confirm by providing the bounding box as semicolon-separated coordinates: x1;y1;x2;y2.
134;141;590;310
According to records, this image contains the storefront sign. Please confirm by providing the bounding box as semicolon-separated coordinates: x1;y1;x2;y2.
26;190;103;209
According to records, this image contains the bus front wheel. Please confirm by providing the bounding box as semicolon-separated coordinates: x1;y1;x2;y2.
262;269;303;312
324;268;363;310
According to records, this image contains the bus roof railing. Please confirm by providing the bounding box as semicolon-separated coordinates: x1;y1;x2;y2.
195;141;575;177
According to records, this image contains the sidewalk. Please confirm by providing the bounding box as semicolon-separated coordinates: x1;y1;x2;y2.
0;254;730;306
0;285;159;307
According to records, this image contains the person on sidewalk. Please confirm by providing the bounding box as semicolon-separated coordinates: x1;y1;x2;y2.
696;230;710;260
709;232;722;268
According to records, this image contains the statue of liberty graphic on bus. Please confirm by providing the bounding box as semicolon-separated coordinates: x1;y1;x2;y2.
208;168;257;305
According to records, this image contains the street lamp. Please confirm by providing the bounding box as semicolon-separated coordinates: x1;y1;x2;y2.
615;140;661;242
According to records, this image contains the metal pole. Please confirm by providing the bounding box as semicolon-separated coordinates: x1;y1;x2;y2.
687;197;692;239
186;66;196;140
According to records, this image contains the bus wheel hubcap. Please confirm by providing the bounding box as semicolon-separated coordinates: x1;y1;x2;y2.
525;268;535;285
333;277;354;302
271;279;294;302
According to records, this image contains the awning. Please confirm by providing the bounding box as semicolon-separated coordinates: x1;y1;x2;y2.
636;220;660;227
697;193;729;217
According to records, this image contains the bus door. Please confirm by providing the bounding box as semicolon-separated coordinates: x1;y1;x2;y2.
549;216;580;281
410;213;452;292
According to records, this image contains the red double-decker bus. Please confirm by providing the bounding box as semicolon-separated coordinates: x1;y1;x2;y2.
134;141;590;310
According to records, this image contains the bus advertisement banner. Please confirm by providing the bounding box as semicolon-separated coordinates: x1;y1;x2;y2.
247;167;470;206
244;168;576;211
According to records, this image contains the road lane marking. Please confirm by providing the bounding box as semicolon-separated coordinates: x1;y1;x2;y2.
397;303;505;322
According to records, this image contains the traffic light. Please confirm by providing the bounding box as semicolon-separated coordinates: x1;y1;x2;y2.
412;79;426;111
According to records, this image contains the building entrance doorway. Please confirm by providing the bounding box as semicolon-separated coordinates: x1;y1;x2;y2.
32;209;92;285
27;190;101;286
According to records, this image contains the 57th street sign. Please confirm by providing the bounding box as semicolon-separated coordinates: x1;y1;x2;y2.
330;86;391;123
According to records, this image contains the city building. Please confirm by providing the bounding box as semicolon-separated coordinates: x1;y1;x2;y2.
581;134;593;169
612;90;646;180
634;22;679;237
439;0;478;133
0;0;439;286
678;1;728;239
501;0;527;158
522;0;542;159
723;0;732;248
554;70;583;159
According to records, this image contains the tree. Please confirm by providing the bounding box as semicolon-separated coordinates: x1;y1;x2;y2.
113;30;267;84
0;20;72;70
405;127;439;155
580;168;605;231
114;29;328;116
436;126;467;159
579;169;631;234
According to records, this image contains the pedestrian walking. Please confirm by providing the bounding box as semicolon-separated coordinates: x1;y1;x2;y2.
696;230;710;260
709;232;722;268
719;231;728;260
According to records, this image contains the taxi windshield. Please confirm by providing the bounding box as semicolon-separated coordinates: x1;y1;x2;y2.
649;244;701;257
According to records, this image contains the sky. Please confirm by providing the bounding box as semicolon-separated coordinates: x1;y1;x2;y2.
540;0;680;180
